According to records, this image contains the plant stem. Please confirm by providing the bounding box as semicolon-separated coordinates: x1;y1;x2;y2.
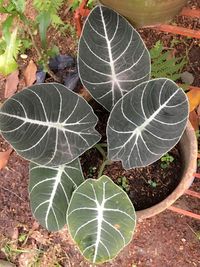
94;143;106;160
98;143;107;147
21;14;42;59
98;159;112;178
21;14;61;82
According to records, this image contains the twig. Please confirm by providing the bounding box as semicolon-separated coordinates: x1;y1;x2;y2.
22;15;61;82
25;24;42;60
0;185;25;202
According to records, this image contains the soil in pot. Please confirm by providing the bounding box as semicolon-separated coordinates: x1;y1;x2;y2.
80;101;183;211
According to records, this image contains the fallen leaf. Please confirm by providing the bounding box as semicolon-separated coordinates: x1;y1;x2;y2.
4;70;19;98
187;89;200;112
78;86;92;102
0;148;13;170
24;60;37;86
189;110;199;131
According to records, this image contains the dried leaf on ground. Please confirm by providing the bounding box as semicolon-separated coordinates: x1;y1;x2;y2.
189;110;199;131
187;89;200;112
24;60;37;86
4;70;19;98
78;87;92;102
0;148;13;170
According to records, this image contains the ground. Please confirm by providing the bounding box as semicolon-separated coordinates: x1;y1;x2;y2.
0;147;199;266
0;0;200;266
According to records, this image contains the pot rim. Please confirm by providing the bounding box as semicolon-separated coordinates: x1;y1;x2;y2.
136;121;197;220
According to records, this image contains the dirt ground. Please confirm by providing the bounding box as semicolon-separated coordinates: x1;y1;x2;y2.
0;0;200;266
0;144;199;267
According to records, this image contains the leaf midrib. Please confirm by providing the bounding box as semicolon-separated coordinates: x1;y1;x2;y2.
0;111;90;135
99;6;123;104
45;164;65;229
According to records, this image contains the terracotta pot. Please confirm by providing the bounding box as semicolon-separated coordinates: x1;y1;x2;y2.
136;121;197;220
100;0;187;27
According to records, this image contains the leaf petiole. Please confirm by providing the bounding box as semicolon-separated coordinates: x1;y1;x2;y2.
94;143;107;160
98;159;112;178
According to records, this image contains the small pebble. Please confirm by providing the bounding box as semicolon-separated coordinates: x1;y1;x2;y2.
20;54;28;59
180;71;194;85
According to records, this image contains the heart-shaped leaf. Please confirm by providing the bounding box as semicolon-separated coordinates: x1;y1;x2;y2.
67;175;136;264
29;159;84;231
107;78;189;169
0;83;101;166
78;5;150;111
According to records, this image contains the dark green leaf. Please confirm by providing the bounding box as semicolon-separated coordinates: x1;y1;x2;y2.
37;11;51;48
29;159;84;231
107;78;189;169
78;6;150;111
67;175;136;264
0;83;101;166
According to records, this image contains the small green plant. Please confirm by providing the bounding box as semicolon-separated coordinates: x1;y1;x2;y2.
87;166;97;178
117;176;130;192
1;234;44;265
18;233;27;243
150;40;187;81
147;179;157;188
161;153;174;169
1;241;33;261
33;0;64;49
0;0;65;77
71;0;95;11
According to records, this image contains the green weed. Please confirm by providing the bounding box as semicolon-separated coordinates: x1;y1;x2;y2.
147;179;157;188
0;0;65;76
160;153;174;169
150;40;187;82
117;176;130;192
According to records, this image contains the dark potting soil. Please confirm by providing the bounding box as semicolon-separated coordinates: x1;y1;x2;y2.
81;101;183;211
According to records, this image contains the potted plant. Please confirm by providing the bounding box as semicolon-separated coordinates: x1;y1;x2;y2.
100;0;187;27
0;5;197;264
